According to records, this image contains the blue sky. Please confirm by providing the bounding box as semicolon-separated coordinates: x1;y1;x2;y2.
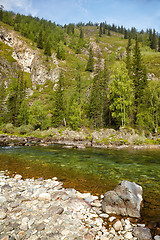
1;0;160;31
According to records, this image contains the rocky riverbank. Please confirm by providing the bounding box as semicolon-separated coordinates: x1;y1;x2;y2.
0;129;160;150
0;171;159;240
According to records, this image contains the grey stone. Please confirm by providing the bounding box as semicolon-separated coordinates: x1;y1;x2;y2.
0;195;7;205
102;180;143;218
36;223;45;231
154;236;160;240
133;226;152;240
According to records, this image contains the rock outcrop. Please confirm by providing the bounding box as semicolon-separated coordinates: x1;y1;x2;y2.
102;180;143;218
0;26;59;88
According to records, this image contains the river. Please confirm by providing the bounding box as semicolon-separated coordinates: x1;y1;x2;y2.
0;144;160;231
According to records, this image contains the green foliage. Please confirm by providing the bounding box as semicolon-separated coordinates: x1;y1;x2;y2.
28;100;51;130
52;71;65;127
110;62;134;127
37;30;43;49
0;80;6;124
131;37;147;124
86;47;94;72
44;40;51;56
2;123;15;134
17;124;34;135
56;42;65;60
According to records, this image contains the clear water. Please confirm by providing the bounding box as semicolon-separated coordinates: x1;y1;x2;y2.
0;145;160;227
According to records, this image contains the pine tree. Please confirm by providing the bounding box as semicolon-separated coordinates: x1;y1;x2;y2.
37;30;43;49
88;53;104;127
132;36;147;123
99;23;103;37
56;43;65;60
151;29;156;50
79;28;84;39
0;5;4;21
158;36;160;52
52;71;65;127
108;30;111;36
126;36;132;76
124;29;128;39
86;47;94;72
103;23;106;34
0;80;6;123
44;40;51;56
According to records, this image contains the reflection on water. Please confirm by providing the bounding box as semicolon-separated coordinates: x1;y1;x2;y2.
0;145;160;226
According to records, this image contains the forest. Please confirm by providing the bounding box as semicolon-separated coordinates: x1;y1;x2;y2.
1;6;160;136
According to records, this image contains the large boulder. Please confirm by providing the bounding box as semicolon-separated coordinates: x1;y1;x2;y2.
102;180;143;218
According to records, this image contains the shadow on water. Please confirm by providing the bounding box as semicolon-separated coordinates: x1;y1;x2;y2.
0;145;160;234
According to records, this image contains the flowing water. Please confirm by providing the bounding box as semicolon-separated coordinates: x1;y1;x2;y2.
0;144;160;230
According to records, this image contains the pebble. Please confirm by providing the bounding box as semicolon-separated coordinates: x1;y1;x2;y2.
0;171;155;240
109;216;116;222
124;232;133;239
113;220;123;231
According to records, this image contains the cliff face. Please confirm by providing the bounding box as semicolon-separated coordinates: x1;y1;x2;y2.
0;25;59;88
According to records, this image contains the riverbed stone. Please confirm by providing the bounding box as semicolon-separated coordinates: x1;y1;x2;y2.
102;180;143;218
154;236;160;240
38;192;51;201
0;195;7;205
0;171;157;240
133;226;152;240
113;220;123;231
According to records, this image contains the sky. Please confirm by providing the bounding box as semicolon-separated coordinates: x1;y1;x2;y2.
1;0;160;32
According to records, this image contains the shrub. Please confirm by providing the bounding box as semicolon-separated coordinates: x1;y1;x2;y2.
2;123;15;134
17;124;34;135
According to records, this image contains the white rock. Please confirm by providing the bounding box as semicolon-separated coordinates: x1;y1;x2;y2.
124;232;133;239
124;223;132;231
99;213;109;218
154;236;160;240
22;217;29;224
0;212;6;219
20;223;28;231
101;236;109;240
0;195;7;204
109;216;116;222
28;219;35;229
38;192;51;201
110;227;116;235
14;174;22;180
113;220;123;231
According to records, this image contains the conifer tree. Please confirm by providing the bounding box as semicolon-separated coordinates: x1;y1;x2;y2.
44;40;51;56
0;80;6;123
99;23;103;37
124;29;128;39
132;36;147;123
151;29;156;50
79;28;84;39
0;5;4;21
86;47;94;72
126;36;132;76
108;30;111;36
52;71;65;127
158;36;160;52
37;30;43;49
88;52;104;127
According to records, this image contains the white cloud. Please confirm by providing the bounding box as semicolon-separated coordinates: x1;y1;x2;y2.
1;0;38;16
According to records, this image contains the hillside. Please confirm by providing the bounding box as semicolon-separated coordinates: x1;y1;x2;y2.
1;12;160;136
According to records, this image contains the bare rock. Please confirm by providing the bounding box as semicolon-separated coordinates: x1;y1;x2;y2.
113;220;122;231
133;226;152;240
102;180;143;218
